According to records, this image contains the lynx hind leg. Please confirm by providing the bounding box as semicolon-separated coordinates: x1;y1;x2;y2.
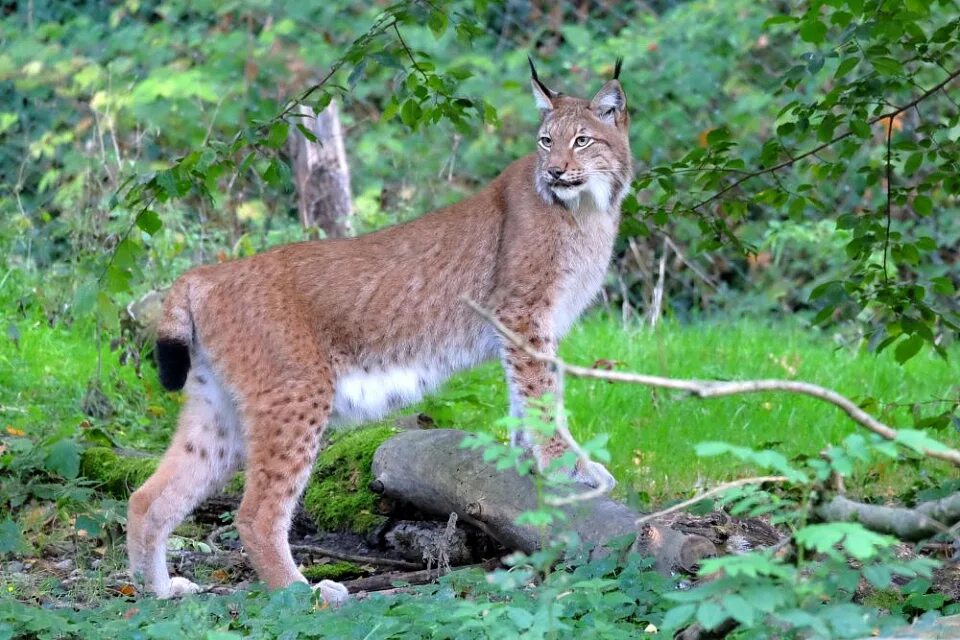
127;365;243;598
234;377;347;603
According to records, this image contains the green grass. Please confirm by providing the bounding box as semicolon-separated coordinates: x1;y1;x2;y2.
2;302;958;502
419;315;960;499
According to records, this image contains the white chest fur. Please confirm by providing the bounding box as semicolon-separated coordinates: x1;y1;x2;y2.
552;209;619;337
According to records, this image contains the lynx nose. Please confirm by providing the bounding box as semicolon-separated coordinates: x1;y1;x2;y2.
547;166;564;179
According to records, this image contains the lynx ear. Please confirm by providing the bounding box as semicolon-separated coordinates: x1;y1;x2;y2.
528;56;556;112
590;79;626;125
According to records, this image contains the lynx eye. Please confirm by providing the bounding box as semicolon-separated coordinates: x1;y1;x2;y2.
574;136;593;148
538;136;552;150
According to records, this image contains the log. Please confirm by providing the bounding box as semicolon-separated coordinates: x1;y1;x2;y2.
371;429;719;574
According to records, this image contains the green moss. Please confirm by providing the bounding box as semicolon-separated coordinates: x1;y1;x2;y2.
301;561;363;582
302;425;398;534
863;588;904;611
79;447;158;499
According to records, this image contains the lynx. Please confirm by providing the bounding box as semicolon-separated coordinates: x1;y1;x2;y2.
127;59;633;602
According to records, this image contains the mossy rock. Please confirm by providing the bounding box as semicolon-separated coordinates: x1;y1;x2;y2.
302;425;398;535
301;561;364;582
80;447;158;499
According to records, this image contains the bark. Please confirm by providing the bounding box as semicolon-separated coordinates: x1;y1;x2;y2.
816;493;960;541
370;429;719;574
288;101;352;238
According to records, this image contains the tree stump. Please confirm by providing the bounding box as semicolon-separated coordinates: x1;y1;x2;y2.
288;101;353;238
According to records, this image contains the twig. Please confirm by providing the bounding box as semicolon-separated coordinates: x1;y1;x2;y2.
462;298;960;469
663;235;719;290
883;115;893;284
648;236;669;328
687;67;960;213
547;358;616;505
635;476;789;527
344;558;501;594
206;524;235;552
289;544;422;570
393;23;428;81
206;525;421;569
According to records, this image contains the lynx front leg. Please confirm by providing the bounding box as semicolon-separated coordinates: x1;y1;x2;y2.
499;321;615;490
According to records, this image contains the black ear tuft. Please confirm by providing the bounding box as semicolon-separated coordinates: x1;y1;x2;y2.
155;338;191;391
613;57;623;80
528;55;554;98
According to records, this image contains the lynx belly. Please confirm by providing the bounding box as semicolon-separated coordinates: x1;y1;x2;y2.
329;335;497;426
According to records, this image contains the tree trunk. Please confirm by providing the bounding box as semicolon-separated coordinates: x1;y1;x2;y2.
288;101;353;238
370;429;722;574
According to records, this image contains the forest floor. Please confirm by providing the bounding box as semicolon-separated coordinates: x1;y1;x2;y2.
1;304;959;630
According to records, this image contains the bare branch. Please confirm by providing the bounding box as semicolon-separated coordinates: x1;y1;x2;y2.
462;297;960;469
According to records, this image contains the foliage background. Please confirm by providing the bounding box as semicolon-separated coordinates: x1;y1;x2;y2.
1;0;960;636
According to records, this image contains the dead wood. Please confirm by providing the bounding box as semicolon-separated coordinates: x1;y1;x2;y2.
371;428;720;574
816;493;960;541
288;101;352;238
343;558;502;595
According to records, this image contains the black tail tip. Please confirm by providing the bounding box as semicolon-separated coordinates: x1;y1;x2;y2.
155;338;191;391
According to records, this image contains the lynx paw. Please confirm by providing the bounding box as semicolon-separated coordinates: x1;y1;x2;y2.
556;460;617;491
314;579;349;607
158;576;202;599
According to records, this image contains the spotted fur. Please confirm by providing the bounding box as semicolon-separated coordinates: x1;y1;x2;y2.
127;62;633;600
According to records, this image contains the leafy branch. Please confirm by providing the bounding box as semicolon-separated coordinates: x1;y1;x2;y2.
687;67;960;214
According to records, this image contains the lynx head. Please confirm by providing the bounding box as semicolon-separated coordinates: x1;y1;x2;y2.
529;57;632;212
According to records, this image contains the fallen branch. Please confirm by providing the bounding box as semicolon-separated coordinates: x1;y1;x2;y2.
816;494;960;541
343;558;501;594
289;544;422;570
462;298;960;469
636;476;789;527
206;525;421;569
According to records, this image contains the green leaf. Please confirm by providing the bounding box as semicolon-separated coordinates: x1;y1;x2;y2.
0;518;28;555
913;194;933;216
295;123;318;143
906;592;945;611
834;57;859;78
871;56;902;76
904;152;923;176
661;604;697;631
75;514;103;537
894;334;924;364
136;210;162;236
706;127;730;146
427;11;448;39
265;121;290;149
400;99;422;128
696;601;727;630
45;439;81;479
799;19;827;44
505;606;533;629
722;594;755;625
72;280;98;316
